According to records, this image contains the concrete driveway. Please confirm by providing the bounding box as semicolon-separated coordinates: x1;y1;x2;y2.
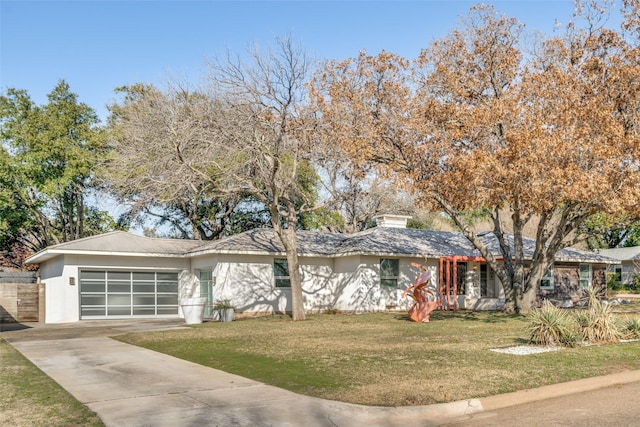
2;319;640;427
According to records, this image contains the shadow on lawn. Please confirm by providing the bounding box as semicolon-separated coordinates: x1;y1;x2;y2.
393;310;524;324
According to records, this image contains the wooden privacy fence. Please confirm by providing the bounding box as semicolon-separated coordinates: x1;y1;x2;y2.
0;272;41;323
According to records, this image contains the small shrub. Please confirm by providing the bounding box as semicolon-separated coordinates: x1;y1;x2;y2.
527;301;576;347
628;275;640;293
607;272;622;291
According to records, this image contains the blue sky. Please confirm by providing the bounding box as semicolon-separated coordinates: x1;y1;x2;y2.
1;0;583;123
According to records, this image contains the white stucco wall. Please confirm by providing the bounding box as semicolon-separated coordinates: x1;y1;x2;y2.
301;257;336;311
40;254;191;323
209;254;337;314
39;256;73;324
333;256;380;312
38;249;514;323
212;254;289;314
622;261;640;286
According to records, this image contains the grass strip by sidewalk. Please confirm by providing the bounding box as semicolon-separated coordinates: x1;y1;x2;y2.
0;338;104;427
117;311;640;407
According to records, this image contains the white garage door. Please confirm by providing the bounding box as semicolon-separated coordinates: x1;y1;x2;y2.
80;270;179;319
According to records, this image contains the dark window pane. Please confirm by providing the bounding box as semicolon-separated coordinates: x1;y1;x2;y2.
133;283;155;293
380;278;398;287
275;278;291;288
81;271;105;280
199;271;212;281
108;282;131;293
133;307;156;315
157;282;178;293
157;272;178;281
107;271;131;281
274;258;289;277
157;295;178;305
81;281;105;292
380;259;399;277
107;306;131;316
133;272;155;281
157;306;178;315
81;307;105;316
81;295;105;305
133;295;155;305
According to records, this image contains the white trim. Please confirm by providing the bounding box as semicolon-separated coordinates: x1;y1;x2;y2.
579;264;592;289
26;249;190;264
273;258;291;288
380;258;400;287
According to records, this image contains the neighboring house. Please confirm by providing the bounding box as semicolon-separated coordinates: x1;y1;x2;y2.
25;215;619;323
596;246;640;287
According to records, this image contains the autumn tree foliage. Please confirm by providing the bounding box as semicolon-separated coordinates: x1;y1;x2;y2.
312;3;640;313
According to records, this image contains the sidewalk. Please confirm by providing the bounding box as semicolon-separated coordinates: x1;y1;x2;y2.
3;320;640;427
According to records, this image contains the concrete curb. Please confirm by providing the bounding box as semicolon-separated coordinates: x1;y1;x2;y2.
479;369;640;412
257;370;640;426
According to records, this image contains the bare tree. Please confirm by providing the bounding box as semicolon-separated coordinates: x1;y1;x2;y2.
104;82;241;240
203;37;321;320
108;38;320;320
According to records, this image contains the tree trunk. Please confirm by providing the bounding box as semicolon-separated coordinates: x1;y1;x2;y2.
502;279;517;313
520;285;538;312
76;191;84;239
270;203;306;321
281;226;306;321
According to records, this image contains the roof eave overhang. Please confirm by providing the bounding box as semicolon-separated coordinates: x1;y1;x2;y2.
24;249;190;264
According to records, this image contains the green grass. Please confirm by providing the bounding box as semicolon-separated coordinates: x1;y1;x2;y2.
0;338;104;427
116;310;640;407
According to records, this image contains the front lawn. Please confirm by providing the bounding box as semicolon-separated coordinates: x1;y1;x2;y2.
116;310;640;407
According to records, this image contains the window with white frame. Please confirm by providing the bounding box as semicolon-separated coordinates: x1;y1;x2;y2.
274;258;291;288
579;264;592;289
380;258;400;287
540;267;554;290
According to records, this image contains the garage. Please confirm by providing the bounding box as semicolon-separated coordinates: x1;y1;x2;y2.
80;270;179;319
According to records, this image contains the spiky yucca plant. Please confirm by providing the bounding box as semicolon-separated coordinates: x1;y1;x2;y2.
527;301;577;347
621;317;640;340
575;287;622;344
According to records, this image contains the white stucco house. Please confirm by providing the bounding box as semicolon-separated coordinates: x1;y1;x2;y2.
25;216;619;323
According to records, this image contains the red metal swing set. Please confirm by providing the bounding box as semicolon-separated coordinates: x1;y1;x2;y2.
402;256;485;322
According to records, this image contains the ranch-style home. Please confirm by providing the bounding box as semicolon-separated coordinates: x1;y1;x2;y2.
25;215;619;323
597;246;640;287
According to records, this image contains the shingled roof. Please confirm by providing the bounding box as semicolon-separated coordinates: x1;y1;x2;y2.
597;246;640;262
26;227;619;265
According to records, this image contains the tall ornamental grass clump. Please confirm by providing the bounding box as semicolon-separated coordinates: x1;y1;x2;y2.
527;301;577;347
573;288;622;344
528;287;640;347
